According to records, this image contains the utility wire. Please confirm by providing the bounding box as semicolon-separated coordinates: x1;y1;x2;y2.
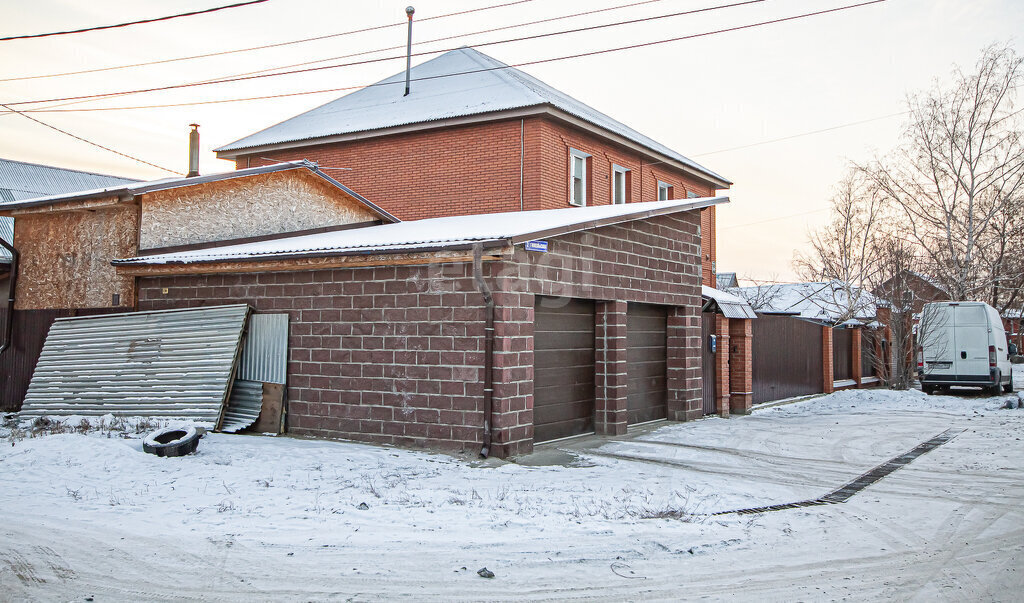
4;0;766;107
0;103;180;174
693;111;909;157
189;0;681;85
3;0;887;114
0;0;536;80
0;0;269;42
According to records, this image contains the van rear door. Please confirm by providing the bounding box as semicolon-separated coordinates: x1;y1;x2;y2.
922;304;956;377
953;304;990;377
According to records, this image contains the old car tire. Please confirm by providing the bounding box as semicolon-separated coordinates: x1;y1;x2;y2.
143;426;201;457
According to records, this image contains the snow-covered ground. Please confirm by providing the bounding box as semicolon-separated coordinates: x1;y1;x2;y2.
2;385;1023;601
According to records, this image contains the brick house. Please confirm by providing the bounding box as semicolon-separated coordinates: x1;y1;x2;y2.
2;48;750;456
214;47;731;288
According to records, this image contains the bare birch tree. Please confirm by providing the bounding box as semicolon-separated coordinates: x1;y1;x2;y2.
862;44;1024;302
793;170;885;323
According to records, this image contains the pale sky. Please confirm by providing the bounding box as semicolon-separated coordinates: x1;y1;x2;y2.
1;0;1021;282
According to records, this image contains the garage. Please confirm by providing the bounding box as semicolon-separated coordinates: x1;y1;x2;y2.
626;303;668;424
533;297;596;442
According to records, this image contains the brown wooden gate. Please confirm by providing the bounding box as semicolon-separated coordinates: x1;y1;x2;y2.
701;312;716;415
533;297;596;442
626;303;667;424
752;314;824;404
832;328;853;381
862;330;877;377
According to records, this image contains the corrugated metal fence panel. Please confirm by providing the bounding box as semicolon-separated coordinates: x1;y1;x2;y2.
1;308;121;412
18;305;250;427
221;380;264;433
752;315;824;404
238;313;288;384
833;328;854;381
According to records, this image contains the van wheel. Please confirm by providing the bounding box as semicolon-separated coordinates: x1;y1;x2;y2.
989;383;1003;396
922;385;935;395
1003;382;1014;393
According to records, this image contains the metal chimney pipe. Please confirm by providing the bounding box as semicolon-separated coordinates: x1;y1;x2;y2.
404;6;415;96
187;123;200;177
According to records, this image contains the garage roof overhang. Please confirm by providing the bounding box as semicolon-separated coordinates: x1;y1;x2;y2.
113;197;727;276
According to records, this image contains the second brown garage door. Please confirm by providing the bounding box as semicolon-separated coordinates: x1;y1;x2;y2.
534;297;596;442
627;303;668;424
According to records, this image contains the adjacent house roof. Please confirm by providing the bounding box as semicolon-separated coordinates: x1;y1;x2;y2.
215;47;729;188
702;285;756;319
115;196;728;266
0;160;397;223
716;272;739;289
730;280;878;325
0;157;137;263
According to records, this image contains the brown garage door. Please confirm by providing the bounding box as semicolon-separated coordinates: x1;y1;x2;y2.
627;303;668;424
534;297;596;442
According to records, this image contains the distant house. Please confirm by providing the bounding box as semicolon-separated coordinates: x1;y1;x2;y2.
873;270;948;313
732;280;878;326
716;272;739;289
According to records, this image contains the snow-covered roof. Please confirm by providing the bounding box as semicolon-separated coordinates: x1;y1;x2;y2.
702;285;756;319
0;160;397;224
215;47;729;187
729;281;878;325
115;196;727;266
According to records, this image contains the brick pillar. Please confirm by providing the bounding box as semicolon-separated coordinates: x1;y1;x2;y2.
852;326;863;387
714;314;730;418
822;325;834;394
668;306;701;421
489;291;534;458
728;318;753;414
595;301;628;435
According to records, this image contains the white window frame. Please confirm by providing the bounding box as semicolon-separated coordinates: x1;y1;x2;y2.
569;148;590;207
611;164;629;205
657;180;673;201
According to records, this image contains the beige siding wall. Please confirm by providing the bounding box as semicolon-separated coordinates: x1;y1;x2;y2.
14;200;137;310
139;170;379;250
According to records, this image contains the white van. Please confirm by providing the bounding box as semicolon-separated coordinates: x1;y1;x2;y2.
918;301;1015;395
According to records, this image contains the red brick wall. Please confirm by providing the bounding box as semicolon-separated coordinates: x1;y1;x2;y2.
239;116;721;285
137;212;702;456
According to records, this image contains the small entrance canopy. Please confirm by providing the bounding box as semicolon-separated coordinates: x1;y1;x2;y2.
702;285;756;319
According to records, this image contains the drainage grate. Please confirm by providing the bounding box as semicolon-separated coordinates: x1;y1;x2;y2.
717;428;963;516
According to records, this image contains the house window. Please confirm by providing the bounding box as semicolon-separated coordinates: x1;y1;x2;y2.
569;148;590;206
687;190;700;199
657;181;673;201
612;164;630;204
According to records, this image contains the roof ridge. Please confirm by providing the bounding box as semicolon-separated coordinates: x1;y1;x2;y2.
0;156;138;182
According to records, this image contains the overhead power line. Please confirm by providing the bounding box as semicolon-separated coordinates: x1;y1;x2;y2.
0;0;269;42
0;0;536;81
0;103;180;174
4;0;767;107
190;0;680;86
2;0;888;115
693;111;910;157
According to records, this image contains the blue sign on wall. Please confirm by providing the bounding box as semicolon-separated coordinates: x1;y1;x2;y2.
524;240;548;252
